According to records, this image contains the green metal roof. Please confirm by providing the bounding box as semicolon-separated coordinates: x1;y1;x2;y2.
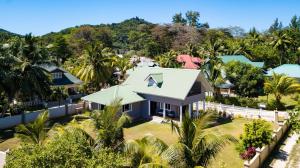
82;67;213;105
266;64;300;78
125;67;211;100
82;85;145;105
220;55;264;68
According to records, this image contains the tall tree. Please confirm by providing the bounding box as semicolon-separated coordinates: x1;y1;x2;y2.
270;30;292;65
185;11;200;27
269;18;283;33
13;34;52;101
76;43;115;90
172;13;187;25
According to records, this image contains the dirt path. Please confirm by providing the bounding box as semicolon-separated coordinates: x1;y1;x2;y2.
269;133;300;168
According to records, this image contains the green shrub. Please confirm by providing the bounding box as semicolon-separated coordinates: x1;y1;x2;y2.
236;119;272;153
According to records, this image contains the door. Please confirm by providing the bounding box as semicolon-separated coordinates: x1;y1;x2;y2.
150;101;157;116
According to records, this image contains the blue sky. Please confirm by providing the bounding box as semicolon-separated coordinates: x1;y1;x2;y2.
0;0;300;35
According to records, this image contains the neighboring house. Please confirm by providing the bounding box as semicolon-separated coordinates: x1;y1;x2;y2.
216;55;264;96
177;54;204;69
220;55;264;68
130;56;159;67
40;64;83;93
82;67;213;123
266;64;300;82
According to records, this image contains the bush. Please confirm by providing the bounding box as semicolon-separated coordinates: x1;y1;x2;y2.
208;96;260;109
5;128;125;168
237;119;272;155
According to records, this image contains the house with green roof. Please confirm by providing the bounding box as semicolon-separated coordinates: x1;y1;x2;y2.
220;55;264;68
82;67;213;122
266;64;300;81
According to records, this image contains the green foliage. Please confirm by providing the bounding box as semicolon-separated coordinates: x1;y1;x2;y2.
5;127;125;168
170;112;236;167
15;111;49;146
91;99;131;150
288;110;300;137
209;96;260;109
264;73;300;106
237;119;272;152
225;61;264;97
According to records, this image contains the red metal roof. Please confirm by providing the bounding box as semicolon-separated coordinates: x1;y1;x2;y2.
177;54;204;69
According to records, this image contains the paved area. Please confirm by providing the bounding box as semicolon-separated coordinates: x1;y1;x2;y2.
270;133;300;168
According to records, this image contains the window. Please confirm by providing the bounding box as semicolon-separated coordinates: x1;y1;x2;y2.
160;103;171;111
52;72;62;79
122;104;132;112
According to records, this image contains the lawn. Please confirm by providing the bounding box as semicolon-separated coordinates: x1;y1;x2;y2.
124;118;251;168
0;116;277;168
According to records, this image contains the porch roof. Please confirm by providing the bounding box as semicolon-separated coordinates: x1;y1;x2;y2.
81;85;145;105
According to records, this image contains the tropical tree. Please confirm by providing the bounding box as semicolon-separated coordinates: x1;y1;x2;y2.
76;42;115;90
264;73;300;104
172;13;187;25
169;111;236;167
91;99;131;150
125;135;169;167
270;30;292;65
113;57;132;83
15;111;49;146
156;50;179;68
14;34;52;101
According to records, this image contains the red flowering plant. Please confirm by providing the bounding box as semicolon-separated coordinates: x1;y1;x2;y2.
240;147;256;160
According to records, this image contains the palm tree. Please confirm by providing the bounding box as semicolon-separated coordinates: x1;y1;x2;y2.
14;34;52;101
15;111;49;146
156;50;179;68
169;112;236;167
270;31;292;65
77;43;115;90
124;135;169;167
113;57;132;83
91;99;131;150
264;73;300;104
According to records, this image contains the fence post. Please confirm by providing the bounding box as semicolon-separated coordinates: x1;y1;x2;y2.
256;148;262;167
246;106;248;118
21;111;25;124
65;103;68;116
274;109;279;123
259;108;262;118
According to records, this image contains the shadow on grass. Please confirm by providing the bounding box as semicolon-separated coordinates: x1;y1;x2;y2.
124;118;152;128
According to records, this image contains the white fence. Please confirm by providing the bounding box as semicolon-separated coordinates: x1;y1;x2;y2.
0;150;8;168
244;121;289;168
199;101;289;122
0;103;84;130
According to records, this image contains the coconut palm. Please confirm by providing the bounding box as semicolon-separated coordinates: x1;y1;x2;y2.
156;50;179;68
13;34;52;100
15;111;49;146
125;135;169;167
77;42;115;90
264;73;300;104
169;112;236;167
270;31;292;65
91;99;131;149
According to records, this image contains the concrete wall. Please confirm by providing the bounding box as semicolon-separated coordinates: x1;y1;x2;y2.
244;121;289;168
0;103;83;130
